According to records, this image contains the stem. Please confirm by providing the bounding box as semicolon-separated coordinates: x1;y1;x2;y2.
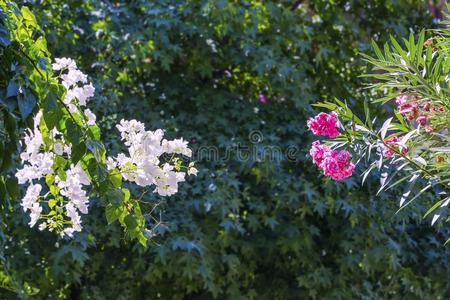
17;48;45;78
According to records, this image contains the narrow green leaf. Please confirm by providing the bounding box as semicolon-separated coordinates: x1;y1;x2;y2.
424;200;444;218
372;40;384;60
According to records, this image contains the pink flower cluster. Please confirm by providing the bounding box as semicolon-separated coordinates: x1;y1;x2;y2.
383;136;399;157
309;141;355;181
307;112;340;138
395;94;445;132
395;94;419;121
383;136;408;158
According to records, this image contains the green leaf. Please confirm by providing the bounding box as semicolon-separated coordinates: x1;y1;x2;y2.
71;143;86;164
445;237;450;246
48;199;57;209
66;119;83;143
57;168;67;181
20;6;37;24
124;214;138;230
109;171;122;188
88;125;101;140
45;174;55;186
105;203;124;224
86;139;105;162
54;155;68;169
379;117;393;139
408;32;415;62
5;177;19;200
0;27;10;46
423;199;445;218
17;89;36;119
43;107;63;129
42;89;58;111
371;40;384;60
416;30;425;64
106;188;124;205
6;81;18;98
123;188;130;202
0;178;7;206
3;111;16;137
397;184;432;213
390;35;407;60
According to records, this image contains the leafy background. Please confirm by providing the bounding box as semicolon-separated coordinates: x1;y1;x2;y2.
1;0;449;298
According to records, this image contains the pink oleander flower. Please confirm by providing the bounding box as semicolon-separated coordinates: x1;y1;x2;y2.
320;149;355;181
383;136;399;157
416;115;428;126
395;94;408;105
398;102;418;117
383;136;408;157
259;94;267;104
395;94;421;121
309;141;330;166
307;112;340;138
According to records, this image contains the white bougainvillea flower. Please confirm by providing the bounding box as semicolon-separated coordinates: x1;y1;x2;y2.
16;57;197;240
110;119;196;196
162;138;192;157
16;112;91;236
52;57;77;71
15;57;99;238
21;184;42;213
84;108;97;125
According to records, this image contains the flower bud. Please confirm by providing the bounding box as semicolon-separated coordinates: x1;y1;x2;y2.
436;156;445;163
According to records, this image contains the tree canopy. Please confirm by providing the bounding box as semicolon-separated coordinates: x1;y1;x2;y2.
0;1;449;299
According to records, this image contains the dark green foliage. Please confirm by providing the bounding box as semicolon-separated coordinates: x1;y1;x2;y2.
1;0;449;299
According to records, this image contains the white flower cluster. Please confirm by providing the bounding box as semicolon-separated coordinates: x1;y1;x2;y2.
108;119;197;196
14;57;100;237
15;57;197;239
15;111;91;237
55;163;91;236
15;112;53;185
52;57;96;125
